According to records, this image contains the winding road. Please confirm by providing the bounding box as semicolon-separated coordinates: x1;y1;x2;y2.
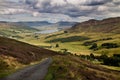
1;58;52;80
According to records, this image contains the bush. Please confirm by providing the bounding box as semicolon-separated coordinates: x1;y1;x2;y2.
101;43;119;49
89;43;98;50
0;59;9;71
113;54;120;58
90;53;95;59
64;31;68;33
55;44;59;48
103;57;120;66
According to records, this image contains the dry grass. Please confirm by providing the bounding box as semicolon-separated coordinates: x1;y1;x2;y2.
45;55;120;80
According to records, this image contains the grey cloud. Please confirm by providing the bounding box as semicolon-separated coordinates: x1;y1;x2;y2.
0;0;120;22
23;0;112;17
86;0;112;6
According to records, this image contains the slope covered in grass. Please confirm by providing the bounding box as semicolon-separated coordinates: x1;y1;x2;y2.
45;55;120;80
0;36;58;77
70;17;120;33
0;22;38;38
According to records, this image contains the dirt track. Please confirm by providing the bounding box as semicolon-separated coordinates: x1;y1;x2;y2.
1;58;52;80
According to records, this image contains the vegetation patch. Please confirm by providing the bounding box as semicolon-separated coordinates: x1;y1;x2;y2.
46;36;90;43
45;55;120;80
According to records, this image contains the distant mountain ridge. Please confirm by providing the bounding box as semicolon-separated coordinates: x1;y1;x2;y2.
70;17;120;33
17;21;52;27
0;21;38;30
17;21;77;29
0;22;38;38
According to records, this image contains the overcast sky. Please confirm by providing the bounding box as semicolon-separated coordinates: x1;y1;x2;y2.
0;0;120;22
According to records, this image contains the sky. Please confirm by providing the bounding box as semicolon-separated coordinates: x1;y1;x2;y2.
0;0;120;23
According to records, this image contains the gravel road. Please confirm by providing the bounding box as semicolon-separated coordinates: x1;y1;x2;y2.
1;58;52;80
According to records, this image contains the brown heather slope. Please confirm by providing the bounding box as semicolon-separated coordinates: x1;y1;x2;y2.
70;17;120;33
0;36;57;64
45;55;120;80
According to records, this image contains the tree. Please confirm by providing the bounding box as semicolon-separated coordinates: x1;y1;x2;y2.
64;31;68;33
56;44;59;48
90;53;95;59
89;43;98;50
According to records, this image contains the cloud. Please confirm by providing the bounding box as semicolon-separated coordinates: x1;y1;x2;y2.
22;0;113;17
0;8;27;15
0;0;120;22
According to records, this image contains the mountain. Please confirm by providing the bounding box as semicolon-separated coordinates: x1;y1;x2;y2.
53;21;78;29
17;21;77;30
17;21;52;27
0;21;38;31
70;17;120;33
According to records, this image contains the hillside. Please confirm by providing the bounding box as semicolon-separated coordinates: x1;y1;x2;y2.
0;36;57;64
45;55;120;80
14;21;77;33
0;36;57;77
0;36;119;80
70;17;120;33
0;22;38;38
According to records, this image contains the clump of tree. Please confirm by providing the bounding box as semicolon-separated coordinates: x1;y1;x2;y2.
89;43;98;51
79;53;120;67
55;44;59;48
64;31;68;33
58;49;72;55
101;54;120;66
101;43;119;49
79;53;95;61
83;38;112;46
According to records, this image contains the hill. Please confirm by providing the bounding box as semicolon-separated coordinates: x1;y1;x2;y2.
17;21;52;27
0;36;119;80
45;55;120;80
0;22;38;31
17;21;77;30
70;17;120;33
0;22;38;38
0;36;57;77
36;17;120;57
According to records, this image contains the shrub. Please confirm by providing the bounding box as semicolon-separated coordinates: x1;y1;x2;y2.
90;53;95;59
64;31;68;33
89;43;98;50
0;59;9;71
55;44;59;48
101;43;119;49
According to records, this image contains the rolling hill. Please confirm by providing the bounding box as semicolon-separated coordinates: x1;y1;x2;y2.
17;21;77;30
0;36;58;77
0;36;120;80
0;17;120;79
0;22;38;38
70;17;120;33
39;17;120;56
0;36;57;64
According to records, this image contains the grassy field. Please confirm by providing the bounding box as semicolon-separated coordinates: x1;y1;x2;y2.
18;31;120;56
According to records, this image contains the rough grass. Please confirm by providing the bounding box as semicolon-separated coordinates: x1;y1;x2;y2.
45;55;120;80
0;36;58;78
